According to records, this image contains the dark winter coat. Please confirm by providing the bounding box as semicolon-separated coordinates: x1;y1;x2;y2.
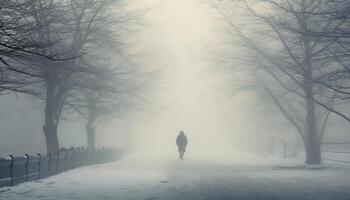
176;133;188;152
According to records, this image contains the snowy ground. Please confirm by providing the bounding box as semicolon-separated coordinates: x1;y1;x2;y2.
1;152;350;200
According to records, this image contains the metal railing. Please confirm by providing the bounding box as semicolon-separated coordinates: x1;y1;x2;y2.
322;142;350;164
0;147;122;187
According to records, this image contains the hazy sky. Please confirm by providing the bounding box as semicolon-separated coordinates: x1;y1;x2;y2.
102;0;350;157
97;0;261;156
0;0;250;156
1;0;350;157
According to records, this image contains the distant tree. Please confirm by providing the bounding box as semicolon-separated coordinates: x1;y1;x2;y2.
216;0;339;165
0;0;142;153
26;0;133;153
61;0;145;152
67;54;141;151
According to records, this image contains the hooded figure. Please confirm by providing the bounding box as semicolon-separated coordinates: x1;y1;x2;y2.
176;131;188;159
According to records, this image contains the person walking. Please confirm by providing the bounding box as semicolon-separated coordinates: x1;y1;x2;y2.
176;131;188;160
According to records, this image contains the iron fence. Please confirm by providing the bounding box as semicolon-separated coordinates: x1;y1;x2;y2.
0;147;122;187
322;142;350;164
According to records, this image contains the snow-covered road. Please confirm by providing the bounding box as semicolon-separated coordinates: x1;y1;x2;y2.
1;153;350;200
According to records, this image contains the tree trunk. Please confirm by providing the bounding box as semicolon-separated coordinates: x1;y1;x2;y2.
303;68;322;165
301;14;322;165
43;122;59;154
86;124;96;151
86;101;98;151
304;137;321;165
43;75;60;154
302;82;322;165
304;90;321;165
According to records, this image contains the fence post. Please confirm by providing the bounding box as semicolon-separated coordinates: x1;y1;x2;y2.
70;147;75;169
55;152;59;174
48;153;52;176
82;148;86;166
76;148;81;167
24;154;30;182
77;148;80;166
9;155;14;186
37;154;41;179
77;148;81;167
63;149;68;171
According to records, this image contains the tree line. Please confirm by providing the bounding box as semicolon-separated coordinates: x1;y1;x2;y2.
214;0;350;165
0;0;145;154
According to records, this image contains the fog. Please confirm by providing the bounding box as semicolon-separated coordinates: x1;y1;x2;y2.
3;0;350;199
89;0;297;159
0;0;261;158
116;0;244;156
1;0;350;163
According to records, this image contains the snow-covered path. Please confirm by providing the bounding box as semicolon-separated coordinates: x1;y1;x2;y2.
2;153;350;200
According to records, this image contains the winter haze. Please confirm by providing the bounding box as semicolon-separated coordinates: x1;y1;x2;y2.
1;0;350;199
0;0;265;158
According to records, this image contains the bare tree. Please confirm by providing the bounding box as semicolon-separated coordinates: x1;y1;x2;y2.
25;0;132;153
0;0;142;153
0;0;58;95
215;0;340;165
68;52;146;151
301;0;350;119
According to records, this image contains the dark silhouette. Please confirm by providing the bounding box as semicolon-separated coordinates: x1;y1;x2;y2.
176;131;188;160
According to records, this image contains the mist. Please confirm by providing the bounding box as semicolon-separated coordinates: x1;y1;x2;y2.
2;0;350;199
0;0;266;158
